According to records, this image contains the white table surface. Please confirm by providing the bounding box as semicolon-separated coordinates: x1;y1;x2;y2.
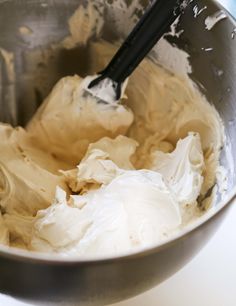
1;0;235;305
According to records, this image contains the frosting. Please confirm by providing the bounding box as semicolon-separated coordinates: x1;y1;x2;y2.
82;75;129;104
29;132;205;257
205;11;227;31
149;133;204;207
0;213;9;245
31;171;181;256
62;135;137;193
0;124;68;216
27;75;133;166
0;39;224;258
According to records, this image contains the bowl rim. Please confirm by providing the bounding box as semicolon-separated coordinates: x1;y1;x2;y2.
0;0;235;265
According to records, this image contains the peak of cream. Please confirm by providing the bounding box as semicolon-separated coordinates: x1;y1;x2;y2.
62;136;137;193
150;133;204;206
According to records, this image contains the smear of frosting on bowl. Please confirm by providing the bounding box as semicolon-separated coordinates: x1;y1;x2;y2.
205;10;227;30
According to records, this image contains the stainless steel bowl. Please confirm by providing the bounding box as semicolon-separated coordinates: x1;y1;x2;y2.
0;0;236;305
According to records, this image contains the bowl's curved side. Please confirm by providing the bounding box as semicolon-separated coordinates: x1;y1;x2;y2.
0;197;233;306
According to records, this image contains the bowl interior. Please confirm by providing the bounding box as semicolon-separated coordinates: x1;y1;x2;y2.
0;0;235;237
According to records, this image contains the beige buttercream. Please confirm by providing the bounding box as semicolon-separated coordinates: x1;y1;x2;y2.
0;124;68;217
27;75;134;166
0;39;224;257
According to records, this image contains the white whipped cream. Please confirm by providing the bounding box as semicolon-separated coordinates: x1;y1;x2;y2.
29;132;203;257
150;133;204;206
31;170;181;256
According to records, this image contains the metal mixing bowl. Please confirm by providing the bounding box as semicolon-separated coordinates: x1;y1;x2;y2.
0;0;236;305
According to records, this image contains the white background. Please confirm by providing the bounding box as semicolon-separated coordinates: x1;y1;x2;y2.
1;0;236;305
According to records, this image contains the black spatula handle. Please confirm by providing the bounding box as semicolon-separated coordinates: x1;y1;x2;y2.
89;0;190;99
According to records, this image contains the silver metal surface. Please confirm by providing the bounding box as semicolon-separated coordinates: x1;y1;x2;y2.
0;0;235;305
